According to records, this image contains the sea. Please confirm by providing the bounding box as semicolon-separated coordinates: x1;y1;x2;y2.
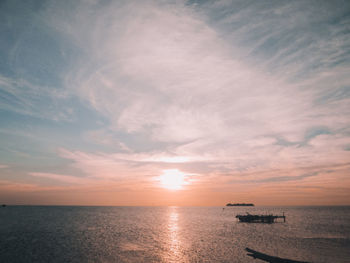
0;206;349;263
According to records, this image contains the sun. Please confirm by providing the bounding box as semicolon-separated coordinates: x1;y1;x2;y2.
159;169;186;190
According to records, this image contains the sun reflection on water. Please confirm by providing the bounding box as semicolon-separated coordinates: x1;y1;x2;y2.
166;207;184;262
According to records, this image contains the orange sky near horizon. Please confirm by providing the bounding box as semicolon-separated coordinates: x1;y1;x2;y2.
1;164;349;206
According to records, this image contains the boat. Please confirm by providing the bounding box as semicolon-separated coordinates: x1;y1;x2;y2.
246;248;310;262
226;203;254;206
236;213;285;223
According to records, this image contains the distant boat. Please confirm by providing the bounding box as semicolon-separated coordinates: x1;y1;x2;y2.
236;213;286;223
1;204;6;207
226;203;254;206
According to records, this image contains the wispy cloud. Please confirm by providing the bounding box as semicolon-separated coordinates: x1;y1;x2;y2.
0;180;42;192
29;172;88;184
0;74;73;121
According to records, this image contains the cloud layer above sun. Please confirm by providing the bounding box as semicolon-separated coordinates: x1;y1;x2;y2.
0;0;349;205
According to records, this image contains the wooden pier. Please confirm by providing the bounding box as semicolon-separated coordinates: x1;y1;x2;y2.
236;213;285;223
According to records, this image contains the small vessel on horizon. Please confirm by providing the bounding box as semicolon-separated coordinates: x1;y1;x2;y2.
236;213;286;223
226;203;254;206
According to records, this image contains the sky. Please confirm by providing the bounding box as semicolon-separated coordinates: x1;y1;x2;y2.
0;0;349;206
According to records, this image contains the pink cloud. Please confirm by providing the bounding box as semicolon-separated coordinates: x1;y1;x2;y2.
29;172;90;184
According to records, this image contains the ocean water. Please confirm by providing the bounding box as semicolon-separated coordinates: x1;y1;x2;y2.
0;206;349;263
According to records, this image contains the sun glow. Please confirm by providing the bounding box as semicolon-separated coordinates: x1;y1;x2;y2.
159;169;186;190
